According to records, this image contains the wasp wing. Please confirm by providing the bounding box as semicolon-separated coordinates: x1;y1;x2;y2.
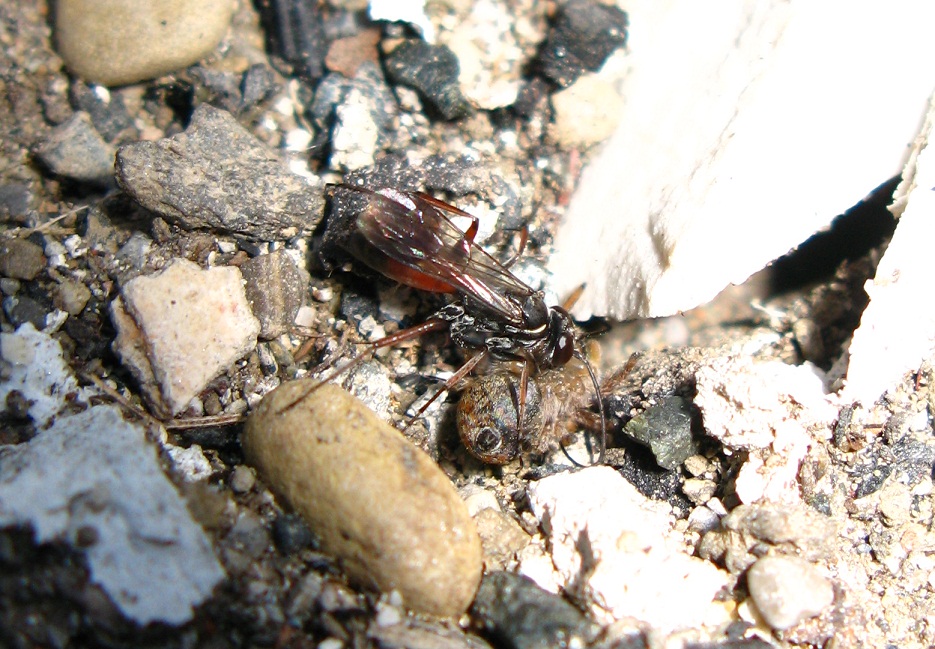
346;186;534;325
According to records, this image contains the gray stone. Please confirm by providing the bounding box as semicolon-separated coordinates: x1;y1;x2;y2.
243;381;482;617
54;0;236;86
747;555;834;630
0;404;225;624
35;112;115;184
241;250;309;339
116;105;324;241
309;64;397;172
0;238;45;280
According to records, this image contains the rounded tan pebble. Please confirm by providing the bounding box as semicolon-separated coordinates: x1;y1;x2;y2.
55;0;235;86
243;381;483;617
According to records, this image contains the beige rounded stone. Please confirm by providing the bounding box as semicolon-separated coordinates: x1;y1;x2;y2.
243;381;483;617
55;0;235;86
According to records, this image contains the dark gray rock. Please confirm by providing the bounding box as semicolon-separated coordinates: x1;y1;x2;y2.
241;249;310;339
470;571;597;649
384;39;472;120
3;293;49;330
624;395;699;470
538;0;628;87
35;112;115;184
68;81;134;141
0;238;45;280
115;105;324;241
0;182;32;220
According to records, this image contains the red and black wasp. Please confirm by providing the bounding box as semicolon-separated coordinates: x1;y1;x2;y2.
302;183;606;463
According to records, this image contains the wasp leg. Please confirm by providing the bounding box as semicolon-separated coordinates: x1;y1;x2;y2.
275;318;449;415
503;227;529;268
402;350;488;431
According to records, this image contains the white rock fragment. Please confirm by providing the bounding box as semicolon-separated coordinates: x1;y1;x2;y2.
0;323;89;427
370;0;435;43
548;1;935;320
165;443;215;482
111;258;260;417
695;357;837;504
331;87;380;171
522;466;729;631
0;405;225;625
843;94;935;406
437;0;543;109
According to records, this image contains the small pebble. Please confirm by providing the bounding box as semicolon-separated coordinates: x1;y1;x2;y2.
473;507;531;570
241;250;310;340
52;278;92;315
229;465;256;494
623;395;698;470
550;73;624;149
272;513;318;555
54;0;236;86
682;478;717;505
0;238;45;281
35;112;115;184
243;382;482;617
746;555;834;630
0;183;32;220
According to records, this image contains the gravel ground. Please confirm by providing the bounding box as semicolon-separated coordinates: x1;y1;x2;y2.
1;2;933;648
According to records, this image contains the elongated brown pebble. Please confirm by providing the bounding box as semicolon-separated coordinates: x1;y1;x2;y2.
243;381;482;617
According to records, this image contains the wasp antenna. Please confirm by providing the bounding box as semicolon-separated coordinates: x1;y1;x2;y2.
562;283;587;311
575;349;606;465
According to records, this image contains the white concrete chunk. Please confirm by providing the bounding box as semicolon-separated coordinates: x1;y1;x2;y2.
843;94;935;406
523;466;729;630
113;258;260;416
548;1;935;320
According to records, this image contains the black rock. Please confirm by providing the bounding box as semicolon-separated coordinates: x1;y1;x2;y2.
538;0;629;87
115;105;325;241
68;81;134;142
3;294;49;330
470;571;597;649
259;0;328;81
384;39;472;120
272;513;319;554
